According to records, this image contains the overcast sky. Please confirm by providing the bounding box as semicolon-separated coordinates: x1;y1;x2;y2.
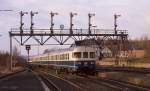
0;0;150;55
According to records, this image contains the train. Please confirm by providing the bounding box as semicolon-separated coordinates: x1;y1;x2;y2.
29;46;97;74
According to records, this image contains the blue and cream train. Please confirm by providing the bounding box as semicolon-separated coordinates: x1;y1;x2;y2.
29;46;97;74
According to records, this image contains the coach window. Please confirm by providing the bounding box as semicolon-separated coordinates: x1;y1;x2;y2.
61;54;63;60
60;55;62;60
56;55;58;60
67;54;69;60
51;56;53;60
54;55;57;60
90;52;95;58
63;54;65;60
83;52;88;58
62;54;65;60
47;56;48;60
64;54;66;60
66;54;68;60
58;55;60;60
45;57;47;60
65;54;67;60
73;52;81;58
49;56;51;60
45;56;47;60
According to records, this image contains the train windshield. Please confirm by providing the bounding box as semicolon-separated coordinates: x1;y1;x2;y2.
73;52;81;58
90;52;95;58
83;52;88;58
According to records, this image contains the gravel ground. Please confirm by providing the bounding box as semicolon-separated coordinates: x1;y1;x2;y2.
38;68;121;91
98;72;150;87
37;69;121;91
60;74;121;91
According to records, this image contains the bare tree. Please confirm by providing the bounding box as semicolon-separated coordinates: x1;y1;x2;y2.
12;46;20;67
13;46;19;57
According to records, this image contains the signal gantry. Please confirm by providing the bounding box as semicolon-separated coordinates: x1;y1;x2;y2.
9;11;128;70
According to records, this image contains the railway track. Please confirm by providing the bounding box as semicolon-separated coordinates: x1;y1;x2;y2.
88;76;150;91
39;74;61;91
35;69;150;91
37;71;84;91
60;74;122;91
55;73;150;91
43;72;121;91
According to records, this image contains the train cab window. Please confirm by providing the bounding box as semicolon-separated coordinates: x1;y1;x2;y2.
83;52;88;58
90;52;95;58
73;52;81;58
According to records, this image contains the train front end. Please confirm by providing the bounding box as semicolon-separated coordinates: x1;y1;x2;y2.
71;46;97;74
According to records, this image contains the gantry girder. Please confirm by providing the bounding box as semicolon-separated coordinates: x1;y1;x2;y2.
9;28;128;46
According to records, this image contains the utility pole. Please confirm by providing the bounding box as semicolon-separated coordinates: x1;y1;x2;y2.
88;13;95;34
0;9;13;71
70;12;77;34
25;45;31;68
30;11;38;34
50;12;58;34
114;14;121;34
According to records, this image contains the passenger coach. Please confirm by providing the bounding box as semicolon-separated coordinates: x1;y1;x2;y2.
29;46;97;74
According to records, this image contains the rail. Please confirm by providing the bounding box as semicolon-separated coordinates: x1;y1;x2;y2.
88;76;150;91
39;71;85;91
39;74;61;91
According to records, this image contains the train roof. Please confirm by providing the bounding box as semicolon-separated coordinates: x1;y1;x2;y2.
31;46;95;58
47;46;95;53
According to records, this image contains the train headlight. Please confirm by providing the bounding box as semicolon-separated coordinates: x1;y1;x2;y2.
84;62;88;66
